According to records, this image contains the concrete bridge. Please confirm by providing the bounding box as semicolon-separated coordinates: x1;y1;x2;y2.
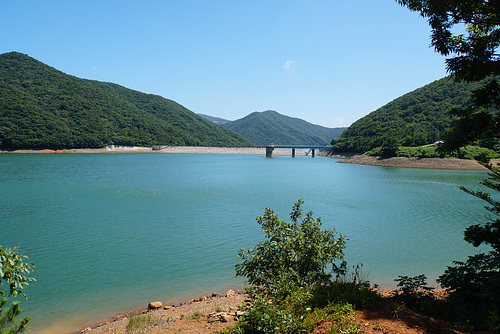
264;144;333;158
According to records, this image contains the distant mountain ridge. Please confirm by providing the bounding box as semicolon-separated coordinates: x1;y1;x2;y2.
0;52;252;149
222;110;346;146
197;114;230;125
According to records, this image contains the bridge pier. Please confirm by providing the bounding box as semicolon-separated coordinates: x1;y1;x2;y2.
264;145;331;158
266;146;274;157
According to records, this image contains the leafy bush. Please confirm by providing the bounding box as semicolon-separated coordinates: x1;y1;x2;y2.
228;201;378;334
0;246;35;334
396;146;446;158
458;145;500;161
235;199;346;293
232;285;313;334
230;284;364;334
394;274;430;295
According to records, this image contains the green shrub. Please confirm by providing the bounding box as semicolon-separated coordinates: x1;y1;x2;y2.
230;201;378;333
232;285;313;334
396;146;446;158
0;246;35;334
458;145;500;161
235;199;346;293
366;144;499;160
394;274;430;295
232;285;364;334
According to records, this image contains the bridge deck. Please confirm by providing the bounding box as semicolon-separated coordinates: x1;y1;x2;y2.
264;145;332;157
265;145;333;149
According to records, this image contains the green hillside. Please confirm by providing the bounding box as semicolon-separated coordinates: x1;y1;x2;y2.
222;110;345;146
333;76;483;153
0;52;252;149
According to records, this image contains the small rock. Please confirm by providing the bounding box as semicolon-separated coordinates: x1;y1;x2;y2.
163;305;172;310
207;313;219;323
226;289;236;297
235;310;246;317
208;312;233;323
220;313;233;322
81;327;92;333
148;301;163;310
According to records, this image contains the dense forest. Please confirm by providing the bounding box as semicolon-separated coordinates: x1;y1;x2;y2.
0;52;253;149
222;110;346;146
333;76;484;153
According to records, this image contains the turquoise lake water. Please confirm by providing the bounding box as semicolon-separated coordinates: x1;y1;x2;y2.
0;153;490;333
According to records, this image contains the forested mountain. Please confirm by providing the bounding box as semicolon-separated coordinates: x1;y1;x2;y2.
197;114;230;125
222;110;346;146
0;52;253;149
334;76;482;153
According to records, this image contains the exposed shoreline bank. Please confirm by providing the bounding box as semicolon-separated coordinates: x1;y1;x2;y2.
2;146;493;170
322;152;493;171
79;289;247;334
1;146;312;156
77;286;444;334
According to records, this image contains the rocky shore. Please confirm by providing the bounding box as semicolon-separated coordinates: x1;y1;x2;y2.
78;287;453;334
79;289;247;334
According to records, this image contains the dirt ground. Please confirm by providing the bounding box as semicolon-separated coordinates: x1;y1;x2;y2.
82;289;462;334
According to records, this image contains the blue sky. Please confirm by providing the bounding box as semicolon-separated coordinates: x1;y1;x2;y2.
1;0;447;127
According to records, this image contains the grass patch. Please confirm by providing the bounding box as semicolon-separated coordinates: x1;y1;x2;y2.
126;313;163;334
365;144;500;160
189;311;204;321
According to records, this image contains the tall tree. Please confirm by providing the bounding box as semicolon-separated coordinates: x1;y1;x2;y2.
398;1;500;328
397;0;500;151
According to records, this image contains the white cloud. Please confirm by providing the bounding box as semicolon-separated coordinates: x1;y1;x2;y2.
283;60;296;72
